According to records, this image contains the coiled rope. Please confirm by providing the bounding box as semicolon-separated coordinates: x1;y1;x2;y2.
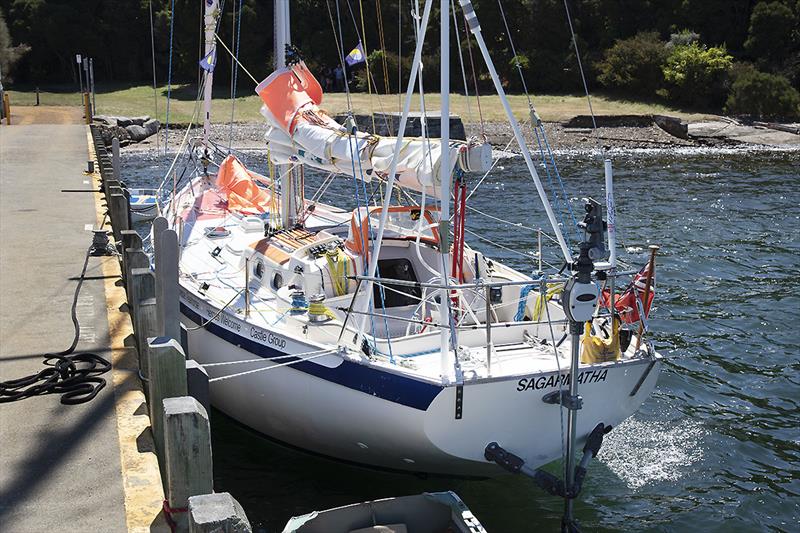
0;246;112;404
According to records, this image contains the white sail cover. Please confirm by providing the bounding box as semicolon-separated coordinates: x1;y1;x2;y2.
256;64;490;198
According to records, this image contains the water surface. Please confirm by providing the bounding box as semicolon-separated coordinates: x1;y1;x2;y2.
124;148;800;532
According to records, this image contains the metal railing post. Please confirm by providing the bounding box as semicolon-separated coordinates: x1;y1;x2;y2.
484;283;493;376
244;257;250;317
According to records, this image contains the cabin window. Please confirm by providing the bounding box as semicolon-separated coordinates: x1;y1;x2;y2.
272;272;283;290
253;260;265;279
373;258;421;308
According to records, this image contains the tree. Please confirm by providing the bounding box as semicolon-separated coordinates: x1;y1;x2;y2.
0;8;29;82
725;63;800;119
744;1;797;69
596;32;668;98
662;42;733;108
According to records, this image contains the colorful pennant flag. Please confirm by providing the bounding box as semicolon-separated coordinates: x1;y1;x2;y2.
345;42;366;67
199;49;217;73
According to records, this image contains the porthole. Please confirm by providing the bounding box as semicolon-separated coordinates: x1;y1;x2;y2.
272;272;283;290
254;260;265;279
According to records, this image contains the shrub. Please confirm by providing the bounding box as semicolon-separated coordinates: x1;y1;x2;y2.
725;63;800;119
662;43;733;108
744;1;797;68
667;30;700;49
596;32;668;98
509;53;530;73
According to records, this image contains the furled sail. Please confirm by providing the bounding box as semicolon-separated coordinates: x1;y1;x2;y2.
256;63;491;198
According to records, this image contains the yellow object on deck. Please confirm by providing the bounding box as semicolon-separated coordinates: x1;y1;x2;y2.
531;283;563;321
325;248;350;296
581;317;621;364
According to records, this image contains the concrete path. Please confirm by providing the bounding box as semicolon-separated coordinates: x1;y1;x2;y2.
0;123;127;531
4;105;84;126
689;120;800;146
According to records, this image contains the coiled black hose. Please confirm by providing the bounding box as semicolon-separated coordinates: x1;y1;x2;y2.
0;245;112;405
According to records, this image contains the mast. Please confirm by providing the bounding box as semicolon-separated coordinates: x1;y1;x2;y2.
353;0;434;352
275;0;297;229
438;0;455;379
202;0;219;152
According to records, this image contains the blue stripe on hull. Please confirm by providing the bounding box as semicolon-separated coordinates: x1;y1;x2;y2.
181;303;443;411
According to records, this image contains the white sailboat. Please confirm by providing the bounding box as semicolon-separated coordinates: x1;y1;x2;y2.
155;0;662;485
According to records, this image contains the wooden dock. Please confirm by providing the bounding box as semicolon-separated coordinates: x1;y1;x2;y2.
1;108;249;532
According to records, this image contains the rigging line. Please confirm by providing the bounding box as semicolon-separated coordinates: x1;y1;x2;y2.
466;204;562;246
148;0;160;153
532;126;572;242
495;0;578;237
155;78;205;200
354;0;376;134
208;350;338;383
451;0;473;131
228;0;244;152
456;0;485;136
542;276;569;477
463;227;553;265
214;32;259;85
397;0;401;112
344;0;393;135
335;0;354;111
496;0;531;107
464;133;517;201
324;0;351;111
535;124;581;239
375;0;391;96
201;349;336;368
561;0;602;157
197;0;204;89
409;0;436;186
164;0;176;156
347;129;384;349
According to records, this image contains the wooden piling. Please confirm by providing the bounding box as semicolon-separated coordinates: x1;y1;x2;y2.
163;396;213;533
136;298;159;380
152;216;168;334
188;493;251;533
157;229;181;342
3;93;10;125
185;360;210;413
124;247;149;294
109;191;129;243
148;337;188;457
120;230;143;277
104;178;119;211
112;137;121;182
130;267;155;337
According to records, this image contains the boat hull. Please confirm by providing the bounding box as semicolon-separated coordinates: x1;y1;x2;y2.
181;298;660;477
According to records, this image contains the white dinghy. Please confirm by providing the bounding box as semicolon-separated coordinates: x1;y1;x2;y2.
128;187;158;222
282;491;486;533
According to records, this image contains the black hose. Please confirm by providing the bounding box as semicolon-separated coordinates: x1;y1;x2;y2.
0;247;112;405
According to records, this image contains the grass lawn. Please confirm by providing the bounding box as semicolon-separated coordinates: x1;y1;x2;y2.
5;84;714;124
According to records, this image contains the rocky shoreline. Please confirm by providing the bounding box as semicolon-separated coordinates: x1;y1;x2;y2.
122;115;800;154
